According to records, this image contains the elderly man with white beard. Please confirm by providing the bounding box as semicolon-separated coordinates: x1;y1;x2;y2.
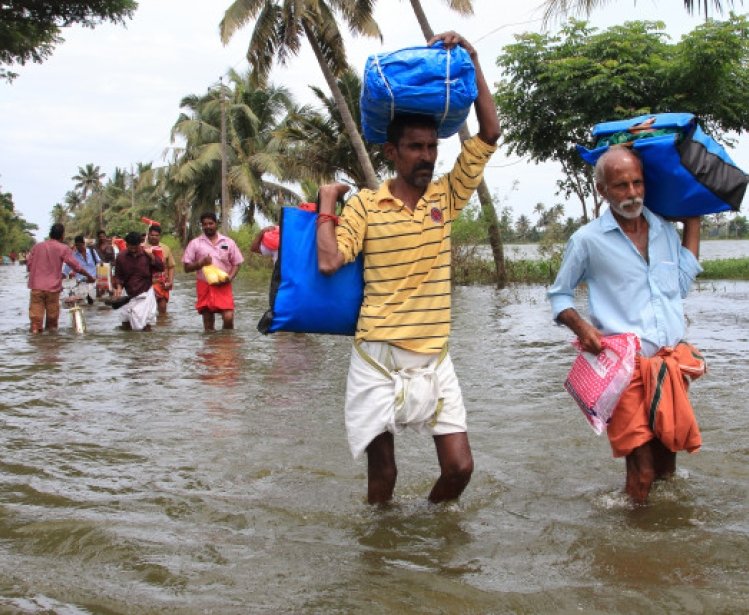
548;145;705;505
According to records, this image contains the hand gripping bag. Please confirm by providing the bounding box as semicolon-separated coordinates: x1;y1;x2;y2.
577;113;748;217
257;204;364;336
360;41;478;144
564;333;640;435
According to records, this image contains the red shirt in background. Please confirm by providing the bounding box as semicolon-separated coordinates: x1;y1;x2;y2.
26;239;87;292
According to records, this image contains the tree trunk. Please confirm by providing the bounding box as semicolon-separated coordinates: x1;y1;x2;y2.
304;23;379;190
409;0;506;288
220;81;231;233
409;0;435;39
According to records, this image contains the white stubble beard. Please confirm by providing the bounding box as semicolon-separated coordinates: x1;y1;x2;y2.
609;197;644;220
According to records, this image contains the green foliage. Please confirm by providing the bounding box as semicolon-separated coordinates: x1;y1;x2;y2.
541;0;744;24
699;258;749;279
452;201;486;244
275;69;389;188
495;15;749;221
0;1;137;82
0;189;37;254
227;223;257;254
159;233;180;253
169;72;301;233
453;255;563;285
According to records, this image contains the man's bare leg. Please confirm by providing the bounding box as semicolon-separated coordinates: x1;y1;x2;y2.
366;432;397;504
429;432;473;503
221;309;235;330
202;311;216;331
651;438;676;480
625;439;657;504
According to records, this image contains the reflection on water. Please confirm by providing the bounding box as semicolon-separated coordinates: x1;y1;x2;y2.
0;263;748;613
196;332;244;387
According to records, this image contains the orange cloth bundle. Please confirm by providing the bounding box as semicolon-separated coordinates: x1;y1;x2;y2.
607;342;706;457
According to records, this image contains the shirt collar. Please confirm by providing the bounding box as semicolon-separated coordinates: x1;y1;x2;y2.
199;232;226;244
373;178;445;211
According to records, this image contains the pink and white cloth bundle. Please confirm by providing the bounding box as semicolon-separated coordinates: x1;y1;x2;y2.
564;333;640;434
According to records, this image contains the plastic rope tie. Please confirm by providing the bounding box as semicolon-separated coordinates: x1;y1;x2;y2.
439;47;451;129
373;54;396;123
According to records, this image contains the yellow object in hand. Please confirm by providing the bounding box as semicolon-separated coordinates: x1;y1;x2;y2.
202;264;230;285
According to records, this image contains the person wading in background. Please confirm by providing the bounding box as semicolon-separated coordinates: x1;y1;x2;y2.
26;223;95;333
182;212;244;331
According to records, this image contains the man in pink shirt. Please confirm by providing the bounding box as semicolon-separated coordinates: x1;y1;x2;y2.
26;223;95;333
182;212;244;331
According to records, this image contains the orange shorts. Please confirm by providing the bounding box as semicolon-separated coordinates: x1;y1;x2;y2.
29;289;61;326
153;281;170;302
195;279;234;313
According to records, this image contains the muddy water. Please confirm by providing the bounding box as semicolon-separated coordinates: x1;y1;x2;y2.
0;263;747;613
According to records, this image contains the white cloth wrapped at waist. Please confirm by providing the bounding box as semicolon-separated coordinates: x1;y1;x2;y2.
344;341;454;458
121;287;157;331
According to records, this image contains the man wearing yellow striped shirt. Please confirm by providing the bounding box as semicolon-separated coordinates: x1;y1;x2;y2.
317;31;500;505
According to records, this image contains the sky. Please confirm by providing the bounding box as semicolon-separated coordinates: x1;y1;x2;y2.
1;0;747;241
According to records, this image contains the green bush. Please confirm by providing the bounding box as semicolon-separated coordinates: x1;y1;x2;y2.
699;258;749;279
228;224;257;254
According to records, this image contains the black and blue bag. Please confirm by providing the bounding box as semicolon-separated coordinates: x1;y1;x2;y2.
360;41;478;144
577;113;747;217
257;205;364;336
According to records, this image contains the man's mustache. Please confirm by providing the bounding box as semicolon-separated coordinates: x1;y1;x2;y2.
414;162;434;173
621;197;644;207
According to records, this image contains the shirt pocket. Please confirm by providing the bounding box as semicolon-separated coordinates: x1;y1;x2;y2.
652;260;679;298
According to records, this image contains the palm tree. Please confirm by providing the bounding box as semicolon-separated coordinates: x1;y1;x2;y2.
219;0;382;190
50;203;68;225
275;69;389;188
63;190;83;215
515;214;532;240
71;163;105;201
407;0;474;37
170;71;300;233
404;0;508;287
542;0;743;24
533;202;547;234
224;70;302;226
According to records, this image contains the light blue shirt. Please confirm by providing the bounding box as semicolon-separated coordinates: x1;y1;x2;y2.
548;207;703;357
63;247;100;281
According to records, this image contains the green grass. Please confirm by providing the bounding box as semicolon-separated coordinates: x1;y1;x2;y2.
698;258;749;280
453;255;749;285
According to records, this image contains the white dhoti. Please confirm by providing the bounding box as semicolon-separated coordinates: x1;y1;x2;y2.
344;341;467;459
121;288;157;330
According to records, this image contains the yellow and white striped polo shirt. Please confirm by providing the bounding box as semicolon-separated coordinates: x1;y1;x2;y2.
336;135;497;353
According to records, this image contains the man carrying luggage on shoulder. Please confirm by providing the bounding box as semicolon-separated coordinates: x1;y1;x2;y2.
316;31;500;505
548;145;704;504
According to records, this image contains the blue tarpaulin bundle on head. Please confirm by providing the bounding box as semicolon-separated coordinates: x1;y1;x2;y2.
360;41;478;144
577;113;748;217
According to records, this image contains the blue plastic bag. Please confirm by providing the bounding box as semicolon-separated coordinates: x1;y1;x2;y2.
360;41;478;144
577;113;747;217
257;206;364;336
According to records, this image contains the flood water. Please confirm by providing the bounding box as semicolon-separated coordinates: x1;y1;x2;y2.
0;260;747;614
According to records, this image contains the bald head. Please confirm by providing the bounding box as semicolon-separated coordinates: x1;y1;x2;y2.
594;146;642;189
